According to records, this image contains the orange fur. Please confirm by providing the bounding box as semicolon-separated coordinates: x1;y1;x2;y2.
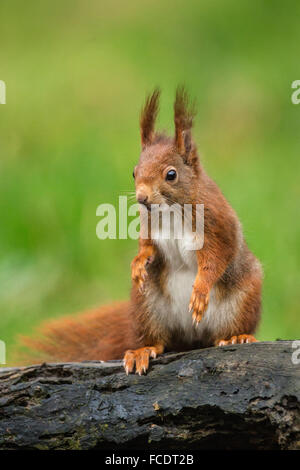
20;302;140;364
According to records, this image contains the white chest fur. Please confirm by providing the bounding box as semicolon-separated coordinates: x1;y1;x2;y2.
148;229;200;342
147;228;240;343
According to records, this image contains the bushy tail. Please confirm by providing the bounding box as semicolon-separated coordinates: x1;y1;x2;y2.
16;301;139;365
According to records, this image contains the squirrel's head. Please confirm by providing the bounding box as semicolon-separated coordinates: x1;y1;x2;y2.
133;87;200;210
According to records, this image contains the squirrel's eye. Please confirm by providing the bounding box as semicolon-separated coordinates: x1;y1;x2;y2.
133;166;138;179
166;169;177;181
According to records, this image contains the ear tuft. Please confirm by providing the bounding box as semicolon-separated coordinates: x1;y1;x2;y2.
174;86;196;161
140;88;160;148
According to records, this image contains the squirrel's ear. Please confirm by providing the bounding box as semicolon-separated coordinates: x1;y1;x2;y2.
174;86;196;163
140;88;160;149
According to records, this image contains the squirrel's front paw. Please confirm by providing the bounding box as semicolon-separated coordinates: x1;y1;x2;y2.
189;282;210;324
131;254;154;293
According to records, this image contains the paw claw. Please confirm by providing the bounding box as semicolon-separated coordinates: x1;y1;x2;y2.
131;251;154;293
123;346;162;375
189;283;209;325
216;335;257;347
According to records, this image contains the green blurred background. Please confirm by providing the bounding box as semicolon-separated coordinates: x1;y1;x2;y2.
0;0;299;364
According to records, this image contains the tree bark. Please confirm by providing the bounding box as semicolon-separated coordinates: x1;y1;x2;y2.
0;341;299;450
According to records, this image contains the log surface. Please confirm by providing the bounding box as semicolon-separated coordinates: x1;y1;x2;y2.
0;341;299;450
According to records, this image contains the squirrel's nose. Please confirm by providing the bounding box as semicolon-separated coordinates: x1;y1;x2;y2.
137;194;148;205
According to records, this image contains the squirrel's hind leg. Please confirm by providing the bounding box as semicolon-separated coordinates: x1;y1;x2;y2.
214;259;262;348
123;344;164;375
215;334;257;346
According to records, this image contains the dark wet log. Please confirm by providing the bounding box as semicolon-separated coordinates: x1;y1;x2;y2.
0;341;299;450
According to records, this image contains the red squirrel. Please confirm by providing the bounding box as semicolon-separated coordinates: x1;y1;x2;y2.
22;87;262;374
